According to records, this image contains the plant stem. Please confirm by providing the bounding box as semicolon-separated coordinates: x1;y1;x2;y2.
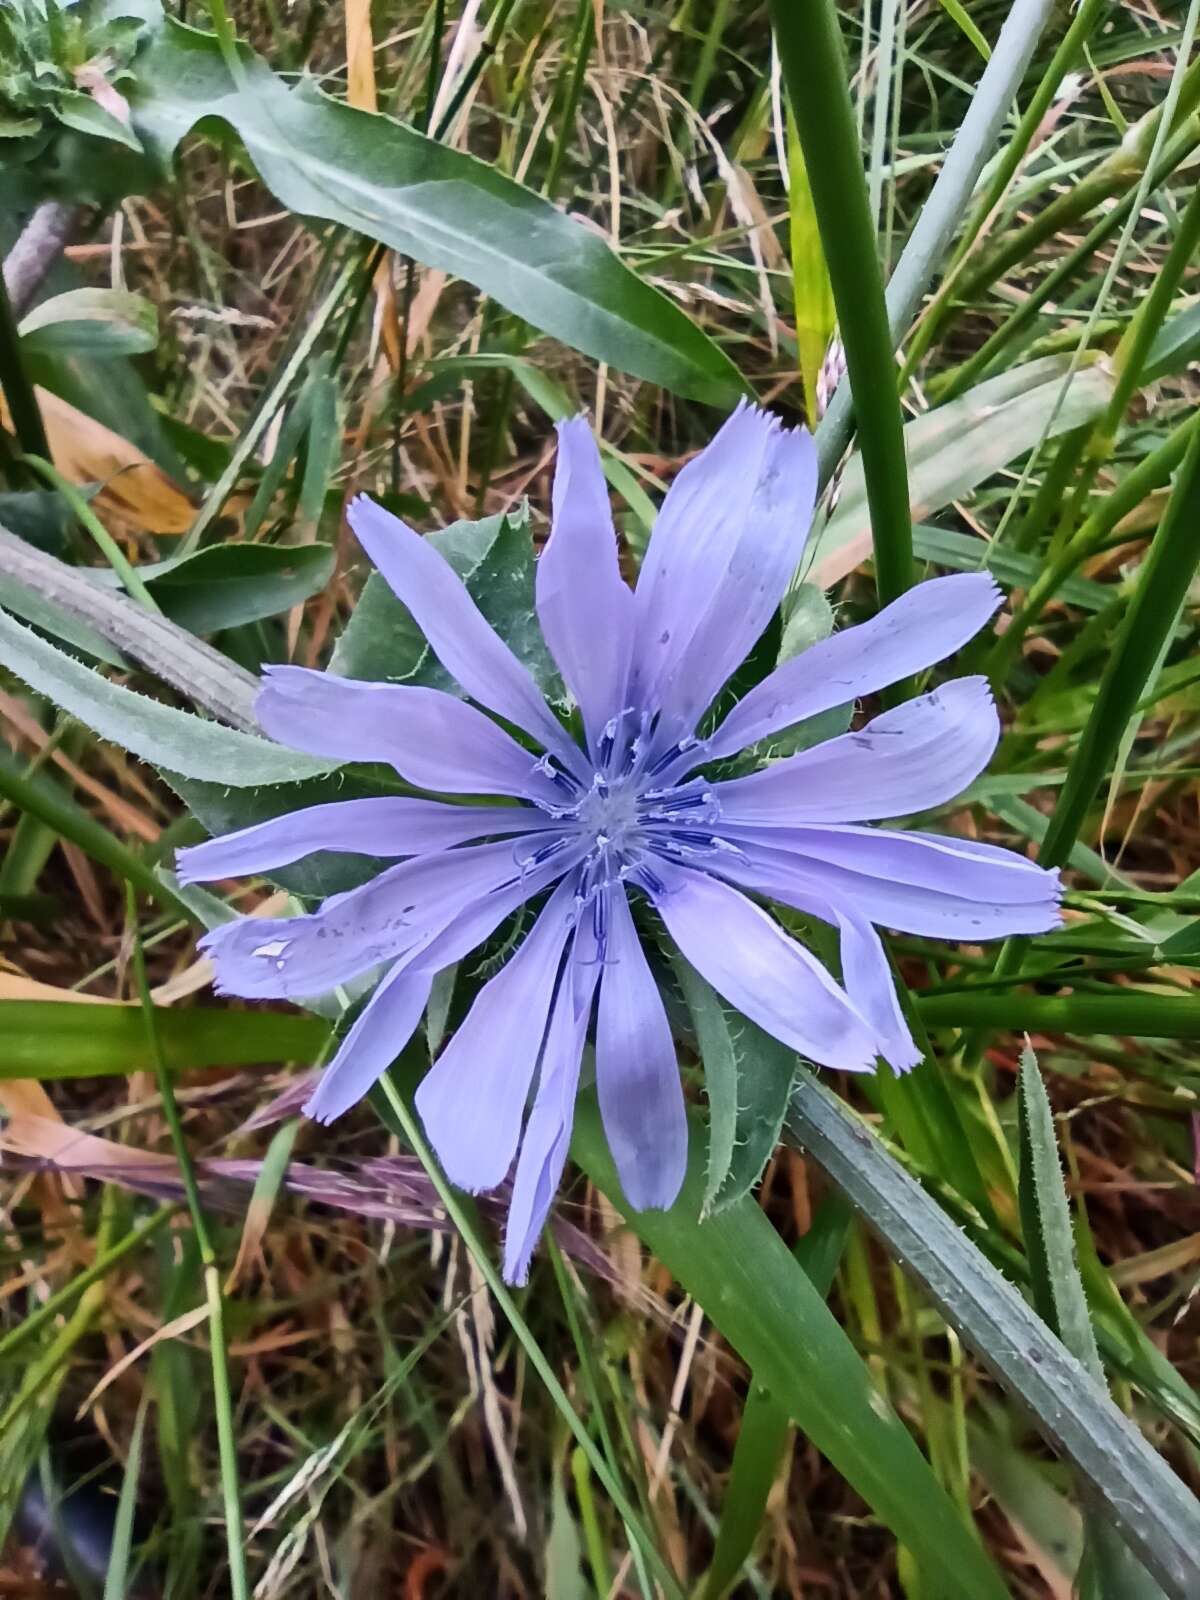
771;0;912;606
819;0;1058;472
22;455;161;612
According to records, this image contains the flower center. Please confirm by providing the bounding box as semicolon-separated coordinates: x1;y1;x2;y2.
577;778;641;854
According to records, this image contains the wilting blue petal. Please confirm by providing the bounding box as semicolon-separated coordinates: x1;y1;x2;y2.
705;573;1003;763
630;403;816;745
712;837;1062;939
305;964;433;1125
713;677;1000;826
201;839;570;1001
503;936;600;1286
416;880;577;1194
832;911;921;1075
176;797;550;884
257;667;564;804
536;419;634;755
347;495;586;776
644;859;877;1069
595;885;687;1210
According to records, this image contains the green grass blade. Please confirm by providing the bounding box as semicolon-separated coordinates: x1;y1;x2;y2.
573;1096;1010;1600
699;1196;852;1600
127;887;249;1600
1040;431;1200;867
0;1000;328;1077
103;1393;149;1600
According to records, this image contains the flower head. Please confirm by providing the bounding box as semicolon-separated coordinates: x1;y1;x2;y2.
179;404;1061;1282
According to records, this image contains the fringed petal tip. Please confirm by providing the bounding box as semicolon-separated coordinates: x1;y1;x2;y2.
173;846;207;887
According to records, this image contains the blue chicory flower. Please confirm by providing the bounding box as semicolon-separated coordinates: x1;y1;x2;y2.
178;403;1061;1282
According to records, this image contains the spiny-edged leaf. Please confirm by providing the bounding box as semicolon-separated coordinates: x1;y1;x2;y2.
332;504;563;702
571;1092;1011;1600
0;605;335;785
784;1070;1200;1597
786;112;835;428
1017;1046;1166;1600
673;962;798;1217
121;5;741;405
1017;1041;1104;1375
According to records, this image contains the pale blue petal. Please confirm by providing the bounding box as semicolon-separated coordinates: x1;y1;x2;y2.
595;885;687;1211
712;837;1062;940
305;964;433;1124
347;494;585;775
416;880;577;1194
536;419;634;753
200;839;575;1001
256;666;565;803
832;912;921;1075
176;798;550;884
644;859;876;1069
630;404;816;744
502;934;600;1285
705;573;1003;762
721;823;1061;907
713;677;1000;825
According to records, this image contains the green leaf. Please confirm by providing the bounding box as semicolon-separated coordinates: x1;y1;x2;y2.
19;287;158;357
51;88;144;152
332;505;563;702
810;354;1116;589
784;1069;1200;1598
87;541;336;634
0;603;336;785
571;1093;1011;1600
0;1001;327;1077
0;489;73;555
674;959;797;1217
123;10;741;405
